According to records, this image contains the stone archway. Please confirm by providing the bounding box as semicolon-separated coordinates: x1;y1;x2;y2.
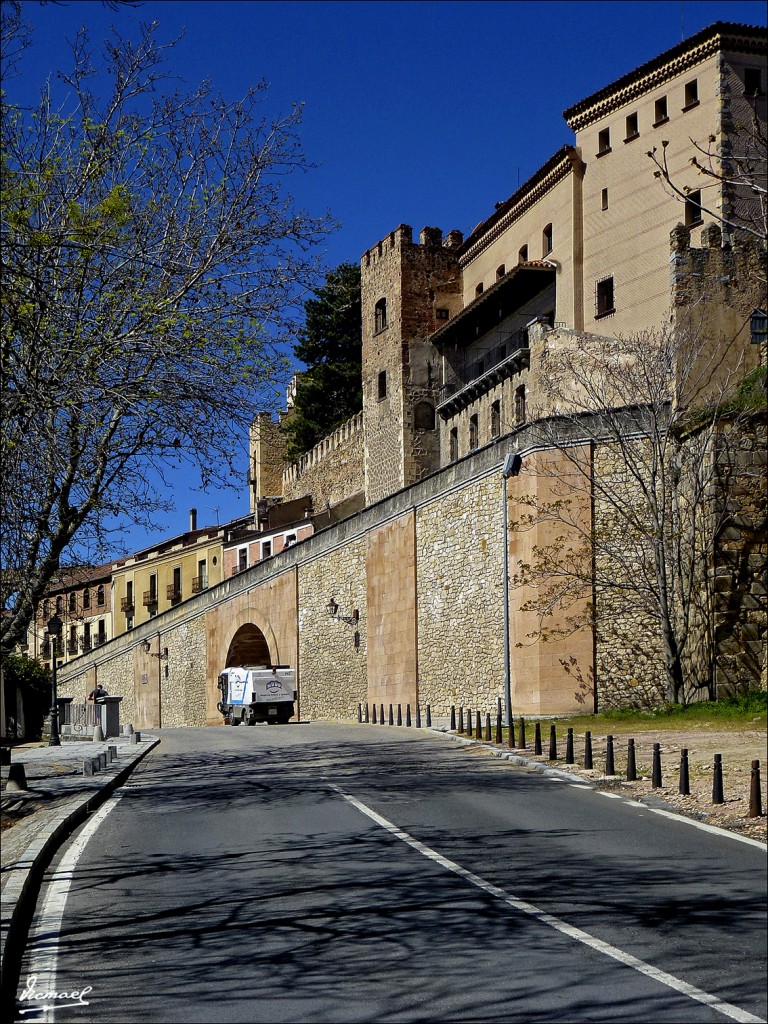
226;623;272;668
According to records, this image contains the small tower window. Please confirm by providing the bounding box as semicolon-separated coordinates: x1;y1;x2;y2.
378;370;387;400
515;386;526;425
491;400;501;438
750;309;767;346
744;68;763;96
685;190;702;226
654;96;668;125
449;428;458;462
374;298;387;333
601;188;609;210
542;224;553;256
414;402;435;431
624;112;639;141
469;414;479;451
684;79;699;108
597;127;611;154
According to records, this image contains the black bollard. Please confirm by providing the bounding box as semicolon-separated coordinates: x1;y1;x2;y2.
357;703;362;723
451;705;457;731
426;705;432;727
518;717;526;750
372;704;377;724
749;760;762;818
652;743;662;788
475;710;482;741
389;704;394;726
466;708;472;736
549;724;558;761
584;730;593;770
679;748;690;795
508;715;516;749
365;703;370;723
605;735;615;776
712;753;724;804
416;704;421;728
406;704;412;727
485;713;491;742
566;728;574;765
380;703;385;725
496;711;502;745
397;704;402;726
626;738;637;781
534;722;542;755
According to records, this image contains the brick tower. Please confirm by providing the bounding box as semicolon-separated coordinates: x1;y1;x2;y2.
360;224;463;505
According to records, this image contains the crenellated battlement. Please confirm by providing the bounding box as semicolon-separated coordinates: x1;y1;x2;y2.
282;411;365;497
361;224;464;267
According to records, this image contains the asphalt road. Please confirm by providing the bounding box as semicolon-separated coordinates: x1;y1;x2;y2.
15;724;768;1024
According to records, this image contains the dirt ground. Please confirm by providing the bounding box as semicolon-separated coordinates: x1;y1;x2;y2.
489;723;767;843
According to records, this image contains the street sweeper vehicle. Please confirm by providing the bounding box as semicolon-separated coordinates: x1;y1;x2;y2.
217;665;296;725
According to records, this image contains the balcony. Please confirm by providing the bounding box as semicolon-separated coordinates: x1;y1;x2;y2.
143;591;158;608
67;639;79;655
167;584;182;602
121;598;134;613
191;576;208;594
437;329;531;420
94;634;107;648
231;565;248;577
81;637;92;653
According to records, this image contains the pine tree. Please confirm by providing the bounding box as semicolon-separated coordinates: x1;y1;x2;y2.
282;263;363;460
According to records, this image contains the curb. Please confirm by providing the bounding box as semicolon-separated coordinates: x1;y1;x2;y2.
0;738;160;1007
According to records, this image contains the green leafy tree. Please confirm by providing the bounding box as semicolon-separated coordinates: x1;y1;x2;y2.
281;263;362;461
0;18;333;655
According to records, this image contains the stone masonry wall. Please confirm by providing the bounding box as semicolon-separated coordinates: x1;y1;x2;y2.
282;412;365;508
297;536;368;720
416;474;505;716
161;615;208;727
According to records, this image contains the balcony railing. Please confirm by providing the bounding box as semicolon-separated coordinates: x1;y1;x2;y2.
143;591;158;607
81;637;92;653
191;576;208;594
438;329;531;418
67;639;79;655
94;634;107;648
231;565;248;577
167;584;182;601
121;598;134;613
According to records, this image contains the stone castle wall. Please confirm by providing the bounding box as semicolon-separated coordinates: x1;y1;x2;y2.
282;411;365;508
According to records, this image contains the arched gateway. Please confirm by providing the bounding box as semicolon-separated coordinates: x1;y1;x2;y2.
225;623;272;667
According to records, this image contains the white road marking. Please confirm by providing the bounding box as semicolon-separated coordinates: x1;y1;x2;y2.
336;786;766;1024
597;791;623;799
19;795;123;1022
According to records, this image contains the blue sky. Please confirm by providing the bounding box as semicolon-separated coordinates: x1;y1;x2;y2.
12;0;767;552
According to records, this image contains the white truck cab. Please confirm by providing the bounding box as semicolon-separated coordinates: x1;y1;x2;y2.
217;665;296;725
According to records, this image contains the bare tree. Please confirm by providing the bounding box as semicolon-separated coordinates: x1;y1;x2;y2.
508;322;764;707
1;20;334;654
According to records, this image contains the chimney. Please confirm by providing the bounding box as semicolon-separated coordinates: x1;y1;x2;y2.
189;508;197;532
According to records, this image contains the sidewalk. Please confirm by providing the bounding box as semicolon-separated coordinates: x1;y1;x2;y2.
0;735;159;1006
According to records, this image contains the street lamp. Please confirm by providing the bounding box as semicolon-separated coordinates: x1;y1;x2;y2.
501;452;522;729
46;612;63;746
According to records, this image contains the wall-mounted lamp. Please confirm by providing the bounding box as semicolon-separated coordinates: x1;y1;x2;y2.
141;640;168;660
326;597;359;626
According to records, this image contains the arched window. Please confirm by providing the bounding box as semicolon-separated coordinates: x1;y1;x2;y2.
496;264;506;281
542;224;553;256
518;245;528;263
374;298;387;333
449;428;458;462
414;402;435;431
68;592;76;613
475;283;484;298
83;588;91;609
97;584;105;606
469;414;479;450
515;385;526;425
56;595;63;614
491;400;501;438
43;599;50;618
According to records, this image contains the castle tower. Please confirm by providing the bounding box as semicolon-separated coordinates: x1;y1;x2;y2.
360;225;463;505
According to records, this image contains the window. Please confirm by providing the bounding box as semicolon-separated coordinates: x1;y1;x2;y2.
596;276;615;318
469;414;479;451
96;620;106;646
285;534;296;548
601;188;609;211
378;369;387;400
68;625;78;655
475;283;484;297
262;541;272;560
374;298;387;333
515;385;526;425
198;559;208;589
43;599;50;618
542;224;553;256
624;112;639;140
56;596;63;614
518;244;528;263
83;588;90;609
496;264;506;281
744;67;763;96
491;400;501;438
654;96;668;125
97;585;105;606
126;581;133;605
69;592;76;613
597;127;611;154
684;79;699;109
685;190;702;226
449;428;458;462
414;401;435;431
750;309;767;346
83;622;92;652
238;548;248;572
436;307;449;320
